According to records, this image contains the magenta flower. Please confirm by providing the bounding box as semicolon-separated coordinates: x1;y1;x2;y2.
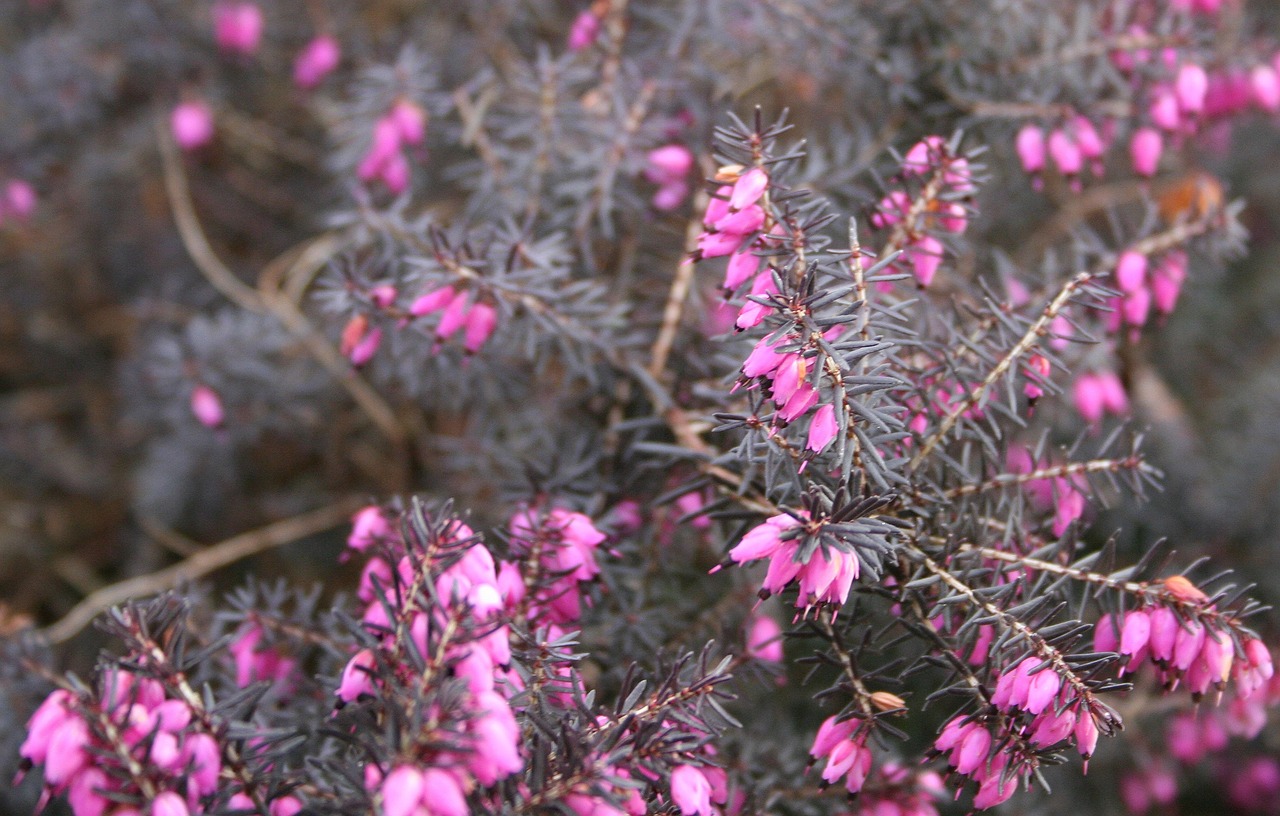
171;101;215;152
670;765;713;816
294;35;340;89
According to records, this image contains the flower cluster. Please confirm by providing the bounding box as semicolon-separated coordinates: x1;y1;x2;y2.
19;666;298;816
358;99;429;195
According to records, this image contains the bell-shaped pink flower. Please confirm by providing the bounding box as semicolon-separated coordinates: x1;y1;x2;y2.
1115;250;1148;293
1176;64;1209;114
421;768;468;816
728;168;768;211
151;792;190;816
1251;65;1280;112
294;35;340;89
670;765;714;816
381;766;426;816
1048;129;1083;176
567;9;601;51
336;649;376;702
907;234;943;287
190;385;225;428
213;2;264;56
1122;286;1152;328
390;100;427;146
902;135;944;175
806;403;839;453
746;613;784;662
463;302;498;354
1150;87;1182;131
1016;124;1046;174
1130;128;1163;177
954;725;991;774
171;101;215;151
1151;252;1188;315
645;144;694;185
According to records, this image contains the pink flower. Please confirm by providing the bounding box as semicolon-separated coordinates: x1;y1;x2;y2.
806;403;839;454
294;35;340;89
4;179;37;221
184;733;222;797
746;613;784;662
151;791;190;816
1152;252;1188;314
1048;129;1083;176
906;234;943;287
727;514;800;565
1175;64;1209;114
728;168;769;210
1130;128;1163;177
902;136;944;175
670;765;713;816
1251;65;1280;112
1149;87;1182;131
652;181;689;211
390;100;427;146
337;649;376;703
1073;374;1105;425
421;768;468;816
171;101;215;151
1015;124;1046;174
381;766;426;816
213;2;264;56
645;145;694;185
567;9;601;51
1115;250;1147;293
410;286;456;317
190;385;225;428
463;302;499;354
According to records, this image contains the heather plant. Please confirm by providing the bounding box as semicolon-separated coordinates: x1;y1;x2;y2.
4;1;1280;815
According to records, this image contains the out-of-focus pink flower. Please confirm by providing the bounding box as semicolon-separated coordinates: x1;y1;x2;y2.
190;385;225;429
907;234;943;287
293;35;340;89
567;9;601;51
171;101;215;151
213;2;264;56
1176;63;1209;114
746;613;784;662
670;765;714;816
1016;124;1046;174
3;179;36;221
1131;128;1163;177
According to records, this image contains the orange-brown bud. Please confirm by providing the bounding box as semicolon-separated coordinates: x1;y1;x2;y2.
340;313;369;357
869;691;906;712
1163;575;1208;603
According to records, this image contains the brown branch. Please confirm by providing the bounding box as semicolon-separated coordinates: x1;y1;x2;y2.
41;498;363;644
943;456;1156;499
646;189;710;381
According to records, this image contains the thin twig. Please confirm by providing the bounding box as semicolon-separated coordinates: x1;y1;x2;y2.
942;456;1155;499
647;188;710;381
41;498;363;644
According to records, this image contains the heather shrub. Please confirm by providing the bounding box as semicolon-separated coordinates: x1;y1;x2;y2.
3;2;1280;815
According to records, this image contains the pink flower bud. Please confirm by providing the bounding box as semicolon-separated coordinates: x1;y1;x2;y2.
645;144;694;185
746;613;784;662
293;35;340;89
954;726;991;774
1096;370;1129;416
1095;614;1119;653
1073;374;1105;425
410;286;455;317
1173;619;1206;671
697;229;743;260
567;9;600;51
390;100;427;146
907;234;943;287
712;204;765;235
806;403;840;454
1149;87;1182;131
1115;250;1148;293
723;249;761;292
1016;124;1046;174
1149;606;1179;664
380;152;411;195
1251;65;1280;112
902;135;944;174
190;385;225;428
1071;116;1105;159
1175;64;1209;114
184;733;222;797
1123;286;1152;328
151;792;190;816
68;767;109;816
381;766;426;816
1130;128;1163;177
1075;711;1099;759
463;302;499;354
1025;667;1062;715
436;290;472;341
1120;609;1152;658
1151;251;1187;314
1048;129;1083;176
420;768;468;816
213;2;264;56
4;179;36;221
270;798;302;816
652;181;688;211
728;168;768;211
171;101;215;151
742;336;788;379
671;765;713;816
337;649;376;702
348;326;382;367
358;118;401;181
